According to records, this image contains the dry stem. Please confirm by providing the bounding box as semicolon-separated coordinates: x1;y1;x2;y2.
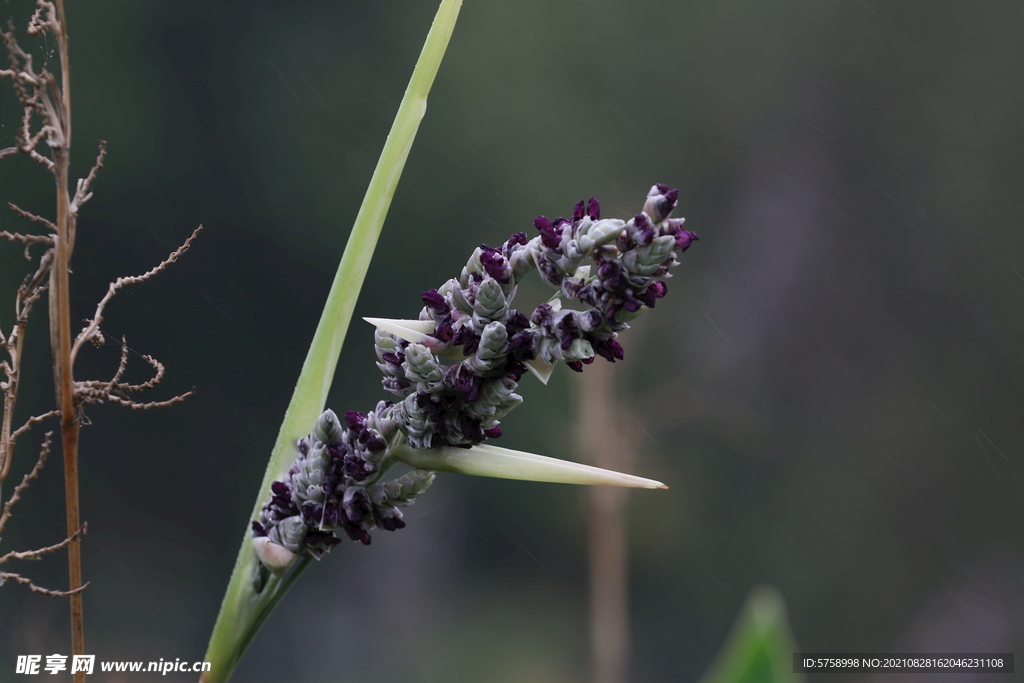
1;4;199;679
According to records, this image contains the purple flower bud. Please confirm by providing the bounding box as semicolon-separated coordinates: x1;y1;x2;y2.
636;281;668;308
631;213;656;245
342;487;373;523
531;302;553;325
505;232;529;248
557;313;580;350
252;521;267;536
593;337;625;362
644;184;679;223
421;288;447;312
675;230;699;251
534;216;562;250
587;197;600;220
566;361;584;372
505;310;529;335
344;411;366;430
480;250;511;283
434;318;454;342
381;351;403;365
459;415;485;442
305;529;342;555
483;426;502;438
573;199;586;221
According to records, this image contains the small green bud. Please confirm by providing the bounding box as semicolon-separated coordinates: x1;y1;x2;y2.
313;409;344;445
403;343;443;385
277;516;308;553
473;278;508;320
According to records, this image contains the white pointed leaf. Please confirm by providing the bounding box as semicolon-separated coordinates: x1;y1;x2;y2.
364;317;446;353
393;442;667;489
524;357;556;385
365;316;472;359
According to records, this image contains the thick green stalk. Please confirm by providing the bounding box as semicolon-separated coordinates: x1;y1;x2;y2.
201;1;462;680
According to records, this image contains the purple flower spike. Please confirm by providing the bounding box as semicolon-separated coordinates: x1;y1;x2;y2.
587;197;600;220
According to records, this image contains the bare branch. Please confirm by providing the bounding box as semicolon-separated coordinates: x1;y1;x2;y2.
69;141;106;217
0;572;89;597
0;431;50;534
8;201;57;231
105;391;194;410
9;410;59;445
1;229;54;246
21;248;52;296
71;225;202;364
0;522;86;565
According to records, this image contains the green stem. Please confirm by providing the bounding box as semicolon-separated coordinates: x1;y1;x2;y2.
201;1;463;680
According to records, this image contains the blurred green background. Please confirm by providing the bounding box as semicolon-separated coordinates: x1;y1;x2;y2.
2;0;1022;681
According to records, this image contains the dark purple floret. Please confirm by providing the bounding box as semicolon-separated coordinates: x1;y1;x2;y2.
434;318;454;342
534;216;563;250
632;213;656;245
459;415;485;442
508;330;537;360
270;481;298;515
593;337;625;363
344;411;366;430
343;487;373;523
252;521;267;537
305;529;342;556
557;314;580;350
505;232;529;248
480;249;511;283
421;288;447;312
483;426;502;438
587;197;600;220
573;199;586;221
452;326;480;355
675;230;699;251
566;361;584;372
645;184;679;222
505;310;529;335
375;511;406;532
381;351;403;365
637;280;668;308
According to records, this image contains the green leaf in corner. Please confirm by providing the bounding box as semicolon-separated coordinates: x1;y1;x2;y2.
699;586;804;683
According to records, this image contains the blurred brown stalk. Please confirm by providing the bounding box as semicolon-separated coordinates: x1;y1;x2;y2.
577;359;636;683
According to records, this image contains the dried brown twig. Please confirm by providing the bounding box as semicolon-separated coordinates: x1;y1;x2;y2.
1;2;200;678
0;433;88;598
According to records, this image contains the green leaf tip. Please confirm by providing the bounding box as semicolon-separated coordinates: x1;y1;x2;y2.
699;585;804;683
393;442;668;489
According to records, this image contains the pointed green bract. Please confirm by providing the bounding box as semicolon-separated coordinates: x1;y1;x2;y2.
699;586;805;683
200;1;464;680
393;442;668;489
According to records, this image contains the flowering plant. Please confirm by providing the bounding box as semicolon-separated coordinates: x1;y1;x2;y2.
250;186;698;576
